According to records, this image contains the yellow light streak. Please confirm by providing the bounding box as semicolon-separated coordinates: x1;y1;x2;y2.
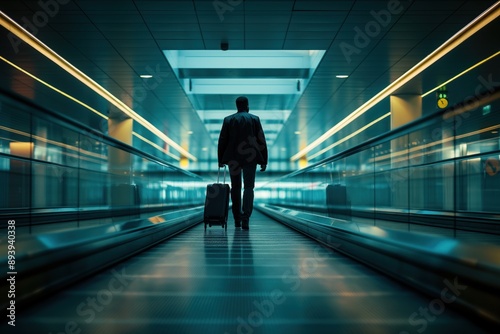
369;124;500;164
421;50;500;98
0;56;182;161
291;2;500;161
308;112;390;161
0;55;108;119
132;132;180;161
0;11;197;161
0;125;106;160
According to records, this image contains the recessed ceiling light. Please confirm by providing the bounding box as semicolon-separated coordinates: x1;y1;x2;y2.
202;147;208;151
187;131;193;134
295;131;301;135
336;75;349;78
140;74;153;78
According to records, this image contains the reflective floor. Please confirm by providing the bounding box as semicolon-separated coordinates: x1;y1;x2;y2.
10;212;487;334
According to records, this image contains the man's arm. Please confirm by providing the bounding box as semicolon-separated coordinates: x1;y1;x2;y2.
256;119;268;171
218;118;229;167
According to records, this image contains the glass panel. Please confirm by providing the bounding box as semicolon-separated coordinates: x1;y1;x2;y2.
4;156;31;209
1;93;206;235
31;162;79;208
80;132;108;172
0;101;31;156
374;140;393;214
345;149;374;221
387;134;409;215
409;161;454;212
454;101;500;157
79;169;108;209
251;89;500;241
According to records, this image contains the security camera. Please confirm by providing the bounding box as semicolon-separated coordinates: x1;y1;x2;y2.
221;42;229;51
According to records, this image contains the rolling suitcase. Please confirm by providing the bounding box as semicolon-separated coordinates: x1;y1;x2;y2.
204;166;230;229
326;184;351;219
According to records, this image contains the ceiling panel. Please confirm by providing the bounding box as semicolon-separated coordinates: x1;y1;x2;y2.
134;1;195;11
0;0;497;170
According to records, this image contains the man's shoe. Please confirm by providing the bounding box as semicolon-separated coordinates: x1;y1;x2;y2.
242;219;249;230
235;221;241;228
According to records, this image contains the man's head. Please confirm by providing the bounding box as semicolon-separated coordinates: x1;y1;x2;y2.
236;96;249;112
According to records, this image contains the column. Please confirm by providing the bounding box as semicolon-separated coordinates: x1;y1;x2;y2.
108;107;137;216
390;95;422;214
9;142;34;208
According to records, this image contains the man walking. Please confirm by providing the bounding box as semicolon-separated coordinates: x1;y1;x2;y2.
218;96;268;230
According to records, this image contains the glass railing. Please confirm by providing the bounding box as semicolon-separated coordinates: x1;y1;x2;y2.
257;87;500;237
0;90;206;234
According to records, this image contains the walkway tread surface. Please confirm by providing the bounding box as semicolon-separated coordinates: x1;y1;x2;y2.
12;212;486;334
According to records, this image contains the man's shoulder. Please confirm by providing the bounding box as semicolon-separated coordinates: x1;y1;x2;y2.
245;113;260;122
223;113;236;122
225;112;260;122
225;111;242;119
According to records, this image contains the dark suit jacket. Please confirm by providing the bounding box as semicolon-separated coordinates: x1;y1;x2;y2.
218;111;268;166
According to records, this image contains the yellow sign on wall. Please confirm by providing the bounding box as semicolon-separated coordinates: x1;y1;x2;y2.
485;158;499;176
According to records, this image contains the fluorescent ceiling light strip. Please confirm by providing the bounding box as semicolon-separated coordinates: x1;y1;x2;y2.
291;2;500;161
308;112;391;161
421;50;500;98
0;11;196;162
190;83;300;95
171;50;324;69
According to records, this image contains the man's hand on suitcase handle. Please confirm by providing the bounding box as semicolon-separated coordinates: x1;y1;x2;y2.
219;163;265;171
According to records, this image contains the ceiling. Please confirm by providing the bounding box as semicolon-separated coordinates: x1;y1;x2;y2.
0;0;499;172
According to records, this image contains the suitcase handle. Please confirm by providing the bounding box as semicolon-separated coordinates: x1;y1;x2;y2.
217;165;227;184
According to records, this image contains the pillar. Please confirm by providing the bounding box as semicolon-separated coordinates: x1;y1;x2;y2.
9;142;33;208
107;107;137;214
390;95;422;214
